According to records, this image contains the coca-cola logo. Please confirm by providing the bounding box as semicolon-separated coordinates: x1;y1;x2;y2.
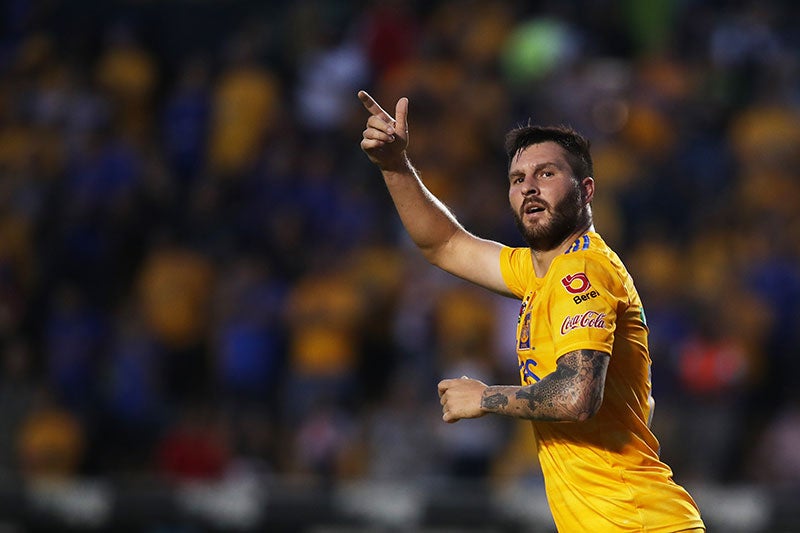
560;311;607;335
561;272;591;294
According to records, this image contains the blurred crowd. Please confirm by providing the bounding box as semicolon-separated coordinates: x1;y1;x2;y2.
0;0;799;496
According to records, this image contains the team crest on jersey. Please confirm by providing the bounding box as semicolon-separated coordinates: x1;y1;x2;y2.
518;311;531;350
561;272;591;294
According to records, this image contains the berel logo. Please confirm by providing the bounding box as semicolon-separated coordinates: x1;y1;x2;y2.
560;311;606;335
561;272;591;294
573;290;599;305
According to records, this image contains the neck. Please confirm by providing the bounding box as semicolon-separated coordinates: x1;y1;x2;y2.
530;223;594;277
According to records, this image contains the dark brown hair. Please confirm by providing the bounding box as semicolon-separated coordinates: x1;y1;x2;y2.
504;124;593;181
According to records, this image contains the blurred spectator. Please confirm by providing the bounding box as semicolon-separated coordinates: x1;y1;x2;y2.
283;259;365;418
17;388;85;481
155;404;231;482
293;14;368;134
212;256;285;406
29;59;110;156
94;21;157;143
287;141;376;253
345;245;405;399
137;245;213;346
433;284;498;371
208;35;279;178
97;301;166;474
50;127;146;303
161;57;211;185
137;243;215;400
391;254;443;380
672;303;760;482
43;284;106;414
359;0;420;78
628;240;691;393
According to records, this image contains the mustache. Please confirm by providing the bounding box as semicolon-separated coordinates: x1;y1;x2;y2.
521;198;551;214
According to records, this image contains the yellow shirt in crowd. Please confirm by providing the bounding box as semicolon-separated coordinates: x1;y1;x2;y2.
500;231;704;532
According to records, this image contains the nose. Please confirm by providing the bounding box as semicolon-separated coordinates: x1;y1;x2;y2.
521;174;539;196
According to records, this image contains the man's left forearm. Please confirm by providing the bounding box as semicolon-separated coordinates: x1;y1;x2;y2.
480;349;609;422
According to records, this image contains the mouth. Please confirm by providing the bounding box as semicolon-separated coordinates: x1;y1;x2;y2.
523;202;546;216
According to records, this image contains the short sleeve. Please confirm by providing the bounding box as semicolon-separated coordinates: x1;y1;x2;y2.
500;246;534;299
545;252;625;358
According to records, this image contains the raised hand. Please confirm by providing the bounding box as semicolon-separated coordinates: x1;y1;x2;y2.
358;90;409;173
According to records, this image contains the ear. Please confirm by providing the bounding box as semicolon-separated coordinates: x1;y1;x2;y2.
581;177;595;205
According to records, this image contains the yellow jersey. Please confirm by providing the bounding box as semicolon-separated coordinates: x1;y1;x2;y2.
500;231;704;532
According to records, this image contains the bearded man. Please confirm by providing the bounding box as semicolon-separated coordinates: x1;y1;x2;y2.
358;90;705;533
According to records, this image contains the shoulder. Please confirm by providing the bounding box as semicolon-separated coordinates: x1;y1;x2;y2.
500;245;534;277
563;232;617;260
554;233;617;272
501;245;532;263
500;246;533;298
549;233;627;292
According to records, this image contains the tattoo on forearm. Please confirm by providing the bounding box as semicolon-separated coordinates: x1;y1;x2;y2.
483;350;608;422
481;392;509;410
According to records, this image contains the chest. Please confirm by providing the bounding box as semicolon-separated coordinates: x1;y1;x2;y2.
515;287;559;385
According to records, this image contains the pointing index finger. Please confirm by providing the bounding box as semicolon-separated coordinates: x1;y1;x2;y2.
358;90;393;122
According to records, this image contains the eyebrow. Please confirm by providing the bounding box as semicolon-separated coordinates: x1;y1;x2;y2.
508;161;558;180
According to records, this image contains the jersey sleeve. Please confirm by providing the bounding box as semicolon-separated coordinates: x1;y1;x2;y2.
545;251;626;358
500;246;534;298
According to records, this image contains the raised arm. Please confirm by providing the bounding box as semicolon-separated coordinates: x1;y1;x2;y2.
358;90;509;295
438;349;610;423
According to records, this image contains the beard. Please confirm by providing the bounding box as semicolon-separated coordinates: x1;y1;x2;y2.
513;183;589;252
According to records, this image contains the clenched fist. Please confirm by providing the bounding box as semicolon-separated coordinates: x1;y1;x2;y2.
437;376;488;423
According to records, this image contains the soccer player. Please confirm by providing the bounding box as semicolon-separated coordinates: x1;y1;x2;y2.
358;90;705;532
